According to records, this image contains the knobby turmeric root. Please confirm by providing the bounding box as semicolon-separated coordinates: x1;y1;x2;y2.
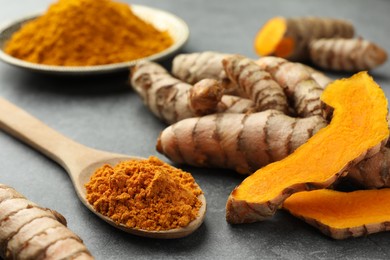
0;184;93;259
344;146;390;189
131;61;195;124
283;189;390;239
225;72;389;224
309;38;388;72
172;51;235;91
255;56;325;117
254;16;354;61
300;63;333;88
131;61;255;124
222;55;289;114
172;52;328;117
156;110;327;174
189;78;255;116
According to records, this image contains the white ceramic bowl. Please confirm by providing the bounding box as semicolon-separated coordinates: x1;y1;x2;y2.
0;5;189;75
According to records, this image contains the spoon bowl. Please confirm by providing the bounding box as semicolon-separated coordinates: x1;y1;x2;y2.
0;97;206;239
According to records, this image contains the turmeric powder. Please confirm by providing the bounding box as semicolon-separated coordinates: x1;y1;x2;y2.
85;156;203;231
4;0;173;66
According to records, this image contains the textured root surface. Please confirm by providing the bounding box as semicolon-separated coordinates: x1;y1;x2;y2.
223;55;289;114
309;38;388;72
157;110;327;174
0;184;93;260
256;56;324;117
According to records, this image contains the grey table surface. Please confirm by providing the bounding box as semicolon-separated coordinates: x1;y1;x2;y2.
1;0;390;259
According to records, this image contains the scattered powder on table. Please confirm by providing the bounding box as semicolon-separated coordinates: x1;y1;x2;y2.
85;156;203;231
4;0;173;66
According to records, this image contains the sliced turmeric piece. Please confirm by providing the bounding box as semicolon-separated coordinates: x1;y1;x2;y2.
226;72;389;224
254;16;354;61
283;189;390;239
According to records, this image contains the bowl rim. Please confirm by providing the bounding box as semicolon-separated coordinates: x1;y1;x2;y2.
0;4;190;75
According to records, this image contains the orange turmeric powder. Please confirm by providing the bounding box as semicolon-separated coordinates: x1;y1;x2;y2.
85;156;203;231
4;0;173;66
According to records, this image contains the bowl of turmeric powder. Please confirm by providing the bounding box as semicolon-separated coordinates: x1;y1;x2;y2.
0;0;189;75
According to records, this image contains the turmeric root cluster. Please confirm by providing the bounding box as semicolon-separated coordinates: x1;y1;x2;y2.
254;16;388;72
130;51;390;239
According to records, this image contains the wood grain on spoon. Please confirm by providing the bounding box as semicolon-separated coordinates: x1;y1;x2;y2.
0;97;206;239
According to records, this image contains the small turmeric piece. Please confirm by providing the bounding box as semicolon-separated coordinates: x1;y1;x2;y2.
85;156;203;231
0;184;93;259
254;16;354;61
225;72;389;224
4;0;173;66
309;38;388;72
283;189;390;239
172;52;235;91
131;61;195;124
189;79;255;116
131;61;255;124
256;56;325;117
222;55;289;114
344;146;390;189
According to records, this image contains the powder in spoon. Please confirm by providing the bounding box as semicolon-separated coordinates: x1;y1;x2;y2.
85;156;203;231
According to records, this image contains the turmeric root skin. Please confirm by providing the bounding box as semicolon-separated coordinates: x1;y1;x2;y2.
222;55;289;114
344;146;390;189
172;51;234;91
130;61;194;124
156;110;327;174
131;61;256;124
309;38;388;72
256;56;325;117
0;184;93;259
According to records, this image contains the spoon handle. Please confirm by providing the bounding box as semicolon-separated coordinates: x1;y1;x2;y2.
0;97;106;175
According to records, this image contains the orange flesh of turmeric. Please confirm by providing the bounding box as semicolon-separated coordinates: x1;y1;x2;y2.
233;72;389;203
254;17;288;56
274;37;295;58
283;189;390;229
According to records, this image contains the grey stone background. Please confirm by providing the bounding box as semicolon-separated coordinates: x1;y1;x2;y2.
0;0;389;259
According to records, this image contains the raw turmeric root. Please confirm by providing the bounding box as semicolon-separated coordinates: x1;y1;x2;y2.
130;61;255;124
171;51;234;91
254;16;354;61
225;72;389;224
0;184;93;259
189;79;255;115
283;189;390;239
309;38;388;72
222;55;289;114
255;56;325;117
131;61;194;124
301;63;333;88
156;110;327;174
343;146;390;189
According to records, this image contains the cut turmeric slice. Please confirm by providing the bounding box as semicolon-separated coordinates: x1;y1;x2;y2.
254;17;289;57
226;72;389;224
253;16;354;61
283;189;390;239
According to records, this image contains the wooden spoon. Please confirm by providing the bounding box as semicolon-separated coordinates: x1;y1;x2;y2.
0;97;206;239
